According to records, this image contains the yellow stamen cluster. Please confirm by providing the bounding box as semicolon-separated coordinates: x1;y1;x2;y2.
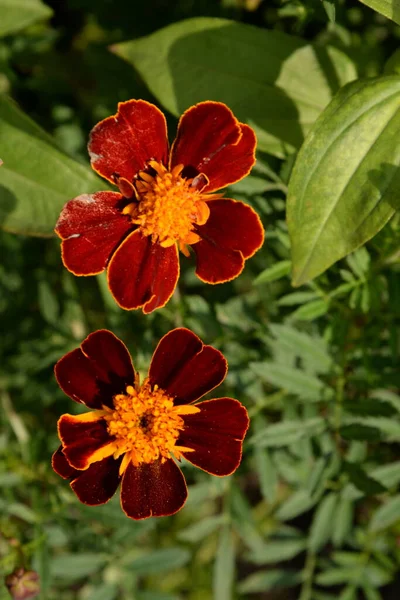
103;379;199;473
122;161;212;253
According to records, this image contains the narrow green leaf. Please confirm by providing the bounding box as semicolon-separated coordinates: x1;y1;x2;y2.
370;495;400;532
359;0;400;26
277;489;320;521
269;323;332;374
254;260;291;285
0;0;52;37
289;299;329;320
123;548;190;573
50;554;108;581
238;569;301;594
287;76;400;285
247;537;306;564
0;95;106;236
309;492;338;552
343;462;387;496
332;494;354;547
250;361;332;402
250;417;326;448
177;515;227;543
113;17;356;157
213;526;235;600
86;584;119;600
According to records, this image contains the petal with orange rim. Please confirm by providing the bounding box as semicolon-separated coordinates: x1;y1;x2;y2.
58;413;115;470
193;199;264;284
178;398;249;476
88;100;169;184
55;192;133;276
170;102;256;191
52;447;122;505
55;330;136;409
107;230;179;313
120;458;187;520
149;328;227;405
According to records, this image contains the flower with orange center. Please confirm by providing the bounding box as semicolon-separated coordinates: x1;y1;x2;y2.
55;100;264;313
52;328;249;520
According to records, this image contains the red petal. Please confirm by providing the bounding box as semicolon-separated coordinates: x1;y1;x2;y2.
52;446;79;479
107;230;179;313
170;102;256;191
55;330;135;409
193;199;264;283
88;100;169;184
120;458;187;519
71;456;121;506
178;398;249;476
58;414;113;470
149;328;227;405
56;192;132;276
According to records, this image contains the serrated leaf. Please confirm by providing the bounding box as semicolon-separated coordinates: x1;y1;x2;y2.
359;0;400;25
0;95;106;236
213;526;235;600
287;76;400;285
238;569;301;594
250;361;332;401
250;417;326;448
309;492;338;552
269;323;332;374
0;0;52;37
369;495;400;532
113;17;356;157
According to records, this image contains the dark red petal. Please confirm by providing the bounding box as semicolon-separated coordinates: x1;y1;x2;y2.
200;124;257;193
170;103;256;191
71;456;121;506
178;398;249;476
55;192;132;276
107;230;179;313
88;100;169;184
170;102;240;173
58;414;113;470
193;199;264;284
120;458;187;519
55;330;135;409
52;446;79;479
149;328;227;405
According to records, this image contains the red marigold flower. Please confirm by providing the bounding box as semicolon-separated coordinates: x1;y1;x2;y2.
55;100;264;313
52;328;249;519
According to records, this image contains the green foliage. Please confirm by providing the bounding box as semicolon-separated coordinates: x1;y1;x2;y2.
1;0;400;599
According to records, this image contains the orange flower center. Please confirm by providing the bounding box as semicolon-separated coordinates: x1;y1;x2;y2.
103;379;199;472
122;161;213;253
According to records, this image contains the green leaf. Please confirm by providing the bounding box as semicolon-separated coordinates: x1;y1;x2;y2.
86;584;119;600
359;0;400;25
213;526;235;600
0;0;52;37
276;489;320;521
122;548;190;574
332;494;354;547
309;492;338;552
247;537;306;564
369;495;400;532
289;298;329;320
238;569;301;594
113;17;356;157
287;76;400;286
253;260;291;285
322;0;336;22
343;462;387;496
268;323;332;374
177;515;227;543
250;361;332;401
250;417;326;448
50;553;108;581
340;424;382;442
0;95;106;236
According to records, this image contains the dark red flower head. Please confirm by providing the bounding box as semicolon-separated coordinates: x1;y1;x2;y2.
55;100;264;313
52;328;249;519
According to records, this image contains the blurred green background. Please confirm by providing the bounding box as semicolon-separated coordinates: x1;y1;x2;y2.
2;0;400;598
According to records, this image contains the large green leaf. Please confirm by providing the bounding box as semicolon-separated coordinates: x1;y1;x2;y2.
113;17;356;157
0;96;106;236
0;0;52;37
287;76;400;286
359;0;400;25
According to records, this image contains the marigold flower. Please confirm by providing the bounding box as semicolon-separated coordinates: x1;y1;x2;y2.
55;100;264;313
52;328;249;519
